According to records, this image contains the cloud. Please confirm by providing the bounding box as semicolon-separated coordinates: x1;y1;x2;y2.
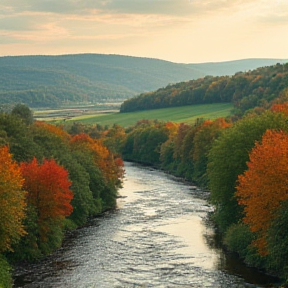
0;0;256;16
1;0;287;23
0;0;287;62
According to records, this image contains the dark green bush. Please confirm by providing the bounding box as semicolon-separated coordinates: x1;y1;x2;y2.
0;254;12;288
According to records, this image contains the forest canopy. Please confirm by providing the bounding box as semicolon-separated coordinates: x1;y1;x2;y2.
120;63;288;115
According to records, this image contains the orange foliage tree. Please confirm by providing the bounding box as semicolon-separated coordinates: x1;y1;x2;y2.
33;121;71;142
236;129;288;255
70;133;124;186
0;146;26;252
20;158;73;240
271;102;288;115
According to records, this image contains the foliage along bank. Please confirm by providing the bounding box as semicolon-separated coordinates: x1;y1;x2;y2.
3;96;288;286
0;105;124;287
64;91;288;285
115;99;288;284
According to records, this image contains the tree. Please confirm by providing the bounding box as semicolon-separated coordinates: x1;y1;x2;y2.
267;199;288;278
70;133;124;186
0;113;41;162
192;118;231;186
271;102;288;115
102;124;126;154
0;146;26;253
70;133;124;210
236;130;288;255
20;158;73;242
11;103;34;125
207;111;288;232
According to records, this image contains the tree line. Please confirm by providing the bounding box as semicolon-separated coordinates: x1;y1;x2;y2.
116;100;288;283
57;95;288;283
0;105;124;287
3;96;288;286
120;63;288;116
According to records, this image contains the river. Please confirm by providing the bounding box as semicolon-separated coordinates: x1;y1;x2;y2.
13;162;279;288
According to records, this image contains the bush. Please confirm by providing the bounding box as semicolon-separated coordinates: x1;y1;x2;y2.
0;254;12;288
223;223;253;258
267;200;288;280
223;223;267;268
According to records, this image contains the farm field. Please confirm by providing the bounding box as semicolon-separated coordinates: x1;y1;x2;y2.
49;103;233;127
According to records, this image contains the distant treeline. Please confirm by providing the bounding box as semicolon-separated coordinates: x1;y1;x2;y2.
120;63;288;115
1;55;287;108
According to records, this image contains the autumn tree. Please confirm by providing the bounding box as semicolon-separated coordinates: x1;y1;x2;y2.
236;130;288;255
70;133;124;210
70;133;116;182
102;124;127;154
20;158;73;246
0;146;26;253
173;121;202;180
192;118;231;186
271;102;288;115
207;110;288;231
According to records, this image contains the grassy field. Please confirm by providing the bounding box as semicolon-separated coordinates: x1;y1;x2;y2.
53;103;233;127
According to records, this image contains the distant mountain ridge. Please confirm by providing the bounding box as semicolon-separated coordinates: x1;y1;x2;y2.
188;58;288;76
0;54;287;108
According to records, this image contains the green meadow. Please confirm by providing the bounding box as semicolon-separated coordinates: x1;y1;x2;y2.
57;103;233;127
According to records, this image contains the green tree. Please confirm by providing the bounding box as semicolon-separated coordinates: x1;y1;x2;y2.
11;104;34;125
0;254;12;288
207;111;288;232
192;118;231;187
0;113;41;162
267;199;288;279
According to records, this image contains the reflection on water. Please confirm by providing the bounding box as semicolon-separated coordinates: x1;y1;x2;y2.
154;215;218;270
14;162;279;288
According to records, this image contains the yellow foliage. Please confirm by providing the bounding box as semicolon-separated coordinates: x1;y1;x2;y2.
0;146;26;252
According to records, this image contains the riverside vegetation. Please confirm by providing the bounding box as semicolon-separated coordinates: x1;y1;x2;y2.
39;100;288;285
60;65;288;285
1;61;288;287
0;104;124;287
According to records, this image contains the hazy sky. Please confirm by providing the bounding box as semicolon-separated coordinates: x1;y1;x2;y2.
1;0;288;63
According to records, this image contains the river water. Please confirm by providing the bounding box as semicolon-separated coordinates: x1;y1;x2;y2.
13;162;279;288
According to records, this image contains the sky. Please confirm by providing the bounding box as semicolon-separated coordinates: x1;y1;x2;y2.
0;0;288;63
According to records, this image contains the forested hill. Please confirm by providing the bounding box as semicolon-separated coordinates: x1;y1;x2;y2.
120;62;288;114
0;54;287;108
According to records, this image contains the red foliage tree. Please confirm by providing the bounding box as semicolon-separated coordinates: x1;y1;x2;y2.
21;158;73;240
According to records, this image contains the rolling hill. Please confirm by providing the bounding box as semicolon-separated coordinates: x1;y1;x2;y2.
120;62;288;114
0;54;287;108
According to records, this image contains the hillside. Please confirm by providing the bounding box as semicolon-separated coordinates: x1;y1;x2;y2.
120;62;288;114
0;54;287;108
188;58;288;76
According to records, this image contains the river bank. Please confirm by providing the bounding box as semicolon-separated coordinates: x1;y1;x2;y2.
13;162;280;287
